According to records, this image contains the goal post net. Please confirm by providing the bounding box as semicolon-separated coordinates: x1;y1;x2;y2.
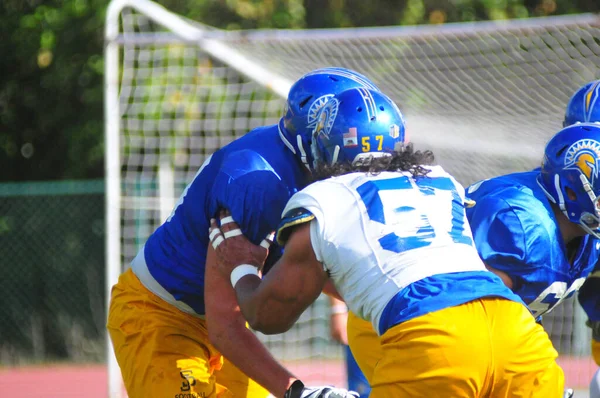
105;0;600;395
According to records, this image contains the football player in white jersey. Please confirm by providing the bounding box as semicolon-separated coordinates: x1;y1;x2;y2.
207;87;565;397
340;80;600;398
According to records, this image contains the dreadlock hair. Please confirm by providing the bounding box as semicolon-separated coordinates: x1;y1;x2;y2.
311;143;435;183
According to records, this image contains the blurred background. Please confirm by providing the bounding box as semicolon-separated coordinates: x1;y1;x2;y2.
1;0;600;397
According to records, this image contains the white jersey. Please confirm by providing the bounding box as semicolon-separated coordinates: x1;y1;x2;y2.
280;166;487;334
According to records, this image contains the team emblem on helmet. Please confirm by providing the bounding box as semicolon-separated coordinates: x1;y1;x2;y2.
564;139;600;183
314;97;339;138
307;94;335;129
585;81;600;117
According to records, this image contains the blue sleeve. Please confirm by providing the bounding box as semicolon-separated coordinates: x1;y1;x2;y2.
579;266;600;322
466;193;549;285
211;149;293;246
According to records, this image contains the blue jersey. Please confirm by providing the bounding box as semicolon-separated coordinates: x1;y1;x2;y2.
466;170;600;318
579;264;600;323
131;125;308;315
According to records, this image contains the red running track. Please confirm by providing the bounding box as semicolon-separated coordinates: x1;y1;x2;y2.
0;357;595;398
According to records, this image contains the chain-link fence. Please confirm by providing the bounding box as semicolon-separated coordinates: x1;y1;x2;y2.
0;180;105;365
0;177;591;368
0;179;346;367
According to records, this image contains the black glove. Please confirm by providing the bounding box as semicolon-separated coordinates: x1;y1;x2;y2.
563;388;574;398
284;380;360;398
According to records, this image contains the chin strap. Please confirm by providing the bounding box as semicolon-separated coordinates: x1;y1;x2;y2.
331;145;340;165
278;123;297;155
553;173;570;219
297;135;309;169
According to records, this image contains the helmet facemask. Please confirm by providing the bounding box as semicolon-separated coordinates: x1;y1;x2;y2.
554;172;600;239
578;174;600;238
539;124;600;239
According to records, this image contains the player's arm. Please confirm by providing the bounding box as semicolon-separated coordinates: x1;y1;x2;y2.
219;220;328;334
204;150;299;397
328;295;349;344
208;215;359;398
204;151;357;398
323;279;343;300
204;244;298;397
208;152;327;334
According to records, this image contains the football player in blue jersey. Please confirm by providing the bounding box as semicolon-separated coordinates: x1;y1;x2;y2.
563;79;600;398
208;87;564;397
106;67;379;398
466;122;600;319
465;123;600;398
564;80;600;127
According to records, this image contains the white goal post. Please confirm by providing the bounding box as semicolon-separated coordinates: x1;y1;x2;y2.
105;1;600;396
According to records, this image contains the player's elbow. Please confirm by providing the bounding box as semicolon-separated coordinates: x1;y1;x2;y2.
247;314;294;335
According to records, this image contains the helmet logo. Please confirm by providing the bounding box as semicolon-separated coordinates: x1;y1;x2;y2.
308;94;335;129
314;98;339;139
585;81;600;120
565;139;600;183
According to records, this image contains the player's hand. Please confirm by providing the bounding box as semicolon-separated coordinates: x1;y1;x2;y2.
209;209;272;276
284;380;359;398
329;312;348;345
328;296;348;344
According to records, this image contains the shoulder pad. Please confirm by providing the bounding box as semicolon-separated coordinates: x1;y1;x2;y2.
464;198;476;208
276;207;315;245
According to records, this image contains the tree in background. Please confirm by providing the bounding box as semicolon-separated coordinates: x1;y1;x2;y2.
1;0;105;182
0;0;598;182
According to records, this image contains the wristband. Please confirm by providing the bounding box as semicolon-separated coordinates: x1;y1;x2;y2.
330;304;348;315
230;264;259;288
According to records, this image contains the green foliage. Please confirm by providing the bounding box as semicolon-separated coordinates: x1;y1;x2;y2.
0;0;598;182
0;0;106;182
160;0;307;29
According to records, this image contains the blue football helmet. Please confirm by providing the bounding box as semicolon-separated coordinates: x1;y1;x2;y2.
279;67;380;169
538;123;600;238
311;87;406;167
563;80;600;127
